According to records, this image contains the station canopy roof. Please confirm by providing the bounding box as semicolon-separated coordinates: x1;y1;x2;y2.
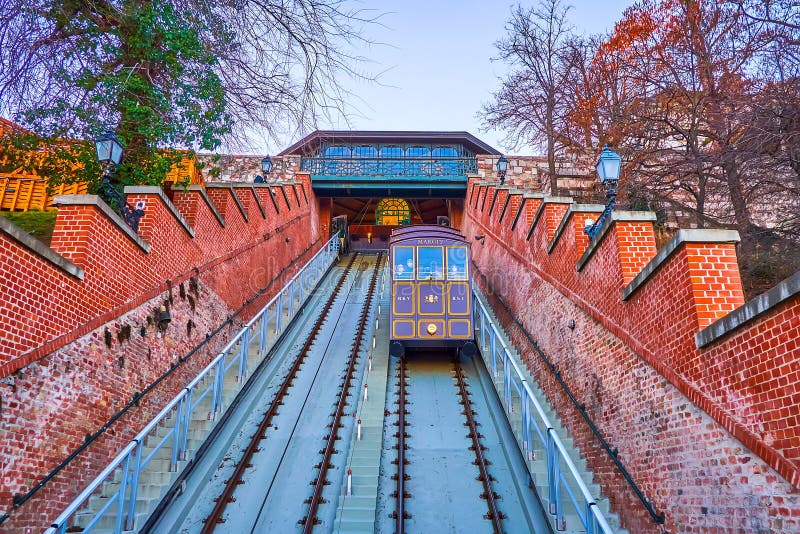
278;130;501;157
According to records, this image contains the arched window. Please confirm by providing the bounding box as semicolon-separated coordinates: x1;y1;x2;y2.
353;145;378;174
376;198;410;226
323;145;351;157
353;145;377;158
431;146;458;158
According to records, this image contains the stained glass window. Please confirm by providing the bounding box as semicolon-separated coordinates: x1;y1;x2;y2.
376;198;410;226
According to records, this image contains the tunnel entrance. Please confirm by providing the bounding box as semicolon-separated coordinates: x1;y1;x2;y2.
323;197;462;251
278;130;500;250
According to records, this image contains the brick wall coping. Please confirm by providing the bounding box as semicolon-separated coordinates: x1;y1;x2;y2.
696;270;800;348
52;195;151;253
527;196;573;240
523;192;546;198
123;186;195;237
250;187;267;218
185;185;225;227
577;211;658;272
622;228;741;301
230;187;249;222
207;182;263;188
203;183;249;222
0;216;84;280
547;203;606;253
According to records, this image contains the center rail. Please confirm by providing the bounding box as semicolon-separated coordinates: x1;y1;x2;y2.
300;251;384;532
393;356;409;533
454;359;504;534
201;253;360;532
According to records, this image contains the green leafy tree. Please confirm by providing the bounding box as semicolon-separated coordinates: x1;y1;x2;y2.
0;0;374;187
0;0;229;186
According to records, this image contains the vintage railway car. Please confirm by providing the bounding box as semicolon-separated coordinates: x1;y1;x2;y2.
388;225;478;358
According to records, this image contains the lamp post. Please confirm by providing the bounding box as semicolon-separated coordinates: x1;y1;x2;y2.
262;155;274;181
94;132;145;233
584;145;622;240
496;155;509;185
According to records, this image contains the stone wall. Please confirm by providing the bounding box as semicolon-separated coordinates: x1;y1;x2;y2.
197;154;301;183
476;152;598;198
462;178;800;533
0;176;323;530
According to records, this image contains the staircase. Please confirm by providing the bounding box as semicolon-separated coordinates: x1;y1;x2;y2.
69;324;279;532
473;288;628;534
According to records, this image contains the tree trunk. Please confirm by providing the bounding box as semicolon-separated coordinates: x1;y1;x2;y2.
722;150;753;235
546;96;558;195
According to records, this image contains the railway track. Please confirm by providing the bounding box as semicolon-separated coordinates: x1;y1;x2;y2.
392;355;409;533
453;358;505;533
384;352;544;533
300;251;384;531
201;253;361;532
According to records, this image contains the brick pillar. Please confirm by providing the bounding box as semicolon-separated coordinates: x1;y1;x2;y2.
49;203;95;268
615;217;658;285
684;241;746;328
542;200;572;242
171;189;201;228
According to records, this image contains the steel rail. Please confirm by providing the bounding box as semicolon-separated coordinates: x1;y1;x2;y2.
301;252;383;532
393;355;409;533
454;360;504;534
201;253;360;532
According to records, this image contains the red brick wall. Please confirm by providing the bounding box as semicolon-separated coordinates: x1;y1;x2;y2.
0;176;323;530
463;178;800;533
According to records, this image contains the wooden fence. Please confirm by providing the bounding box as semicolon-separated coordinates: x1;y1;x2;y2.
0;176;88;211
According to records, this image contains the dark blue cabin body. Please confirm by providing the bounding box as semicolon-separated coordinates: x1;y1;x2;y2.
389;225;476;355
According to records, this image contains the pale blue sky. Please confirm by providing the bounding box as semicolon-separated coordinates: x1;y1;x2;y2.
261;0;634;155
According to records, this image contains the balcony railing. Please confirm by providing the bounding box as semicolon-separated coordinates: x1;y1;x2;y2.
301;157;477;177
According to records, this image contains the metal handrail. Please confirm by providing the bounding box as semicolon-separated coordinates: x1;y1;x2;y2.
473;289;615;534
472;261;665;526
46;235;340;533
46;441;137;534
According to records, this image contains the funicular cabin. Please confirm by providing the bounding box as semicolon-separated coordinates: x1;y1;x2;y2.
388;225;477;358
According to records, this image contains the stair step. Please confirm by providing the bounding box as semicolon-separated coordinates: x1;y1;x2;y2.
474;288;626;533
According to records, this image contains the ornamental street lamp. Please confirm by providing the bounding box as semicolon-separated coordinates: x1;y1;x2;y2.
496;155;509;185
94;131;145;233
584;145;622;240
94;132;124;167
254;155;272;182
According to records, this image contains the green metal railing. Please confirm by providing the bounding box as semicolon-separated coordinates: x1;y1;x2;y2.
301;157;478;176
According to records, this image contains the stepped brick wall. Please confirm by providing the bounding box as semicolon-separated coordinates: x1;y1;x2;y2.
0;176;323;530
462;178;800;533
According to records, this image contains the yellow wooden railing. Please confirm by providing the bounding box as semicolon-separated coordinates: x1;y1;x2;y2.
0;156;204;212
0;175;88;211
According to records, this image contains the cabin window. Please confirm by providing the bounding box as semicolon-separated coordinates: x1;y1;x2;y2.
393;246;415;280
417;246;444;280
446;247;468;280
